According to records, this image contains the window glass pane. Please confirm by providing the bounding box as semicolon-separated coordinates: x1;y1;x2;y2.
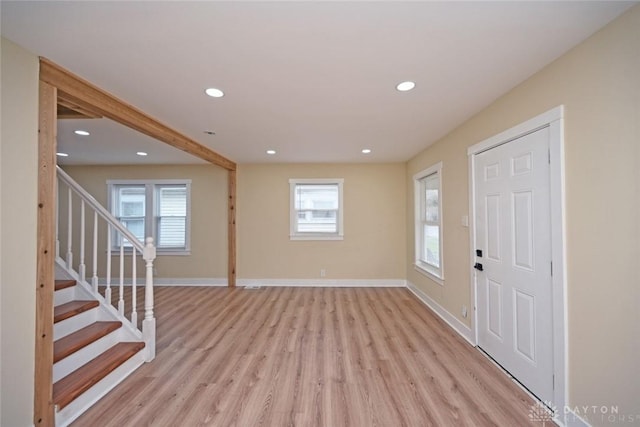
158;186;187;216
423;174;439;222
297;210;337;233
116;186;145;244
157;185;187;248
118;187;145;217
295;185;338;210
157;217;186;247
120;219;145;245
423;224;440;268
295;184;338;234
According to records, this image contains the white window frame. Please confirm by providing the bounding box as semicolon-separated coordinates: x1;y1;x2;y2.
107;179;192;255
413;162;444;283
289;178;344;241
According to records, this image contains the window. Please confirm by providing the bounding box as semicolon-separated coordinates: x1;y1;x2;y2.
108;180;191;254
289;179;344;240
414;163;443;281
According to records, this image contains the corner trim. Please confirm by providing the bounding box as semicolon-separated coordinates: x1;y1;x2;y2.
406;281;476;346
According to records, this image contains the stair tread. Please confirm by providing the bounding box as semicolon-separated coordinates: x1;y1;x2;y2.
54;300;99;323
54;321;123;363
55;279;76;291
53;342;145;410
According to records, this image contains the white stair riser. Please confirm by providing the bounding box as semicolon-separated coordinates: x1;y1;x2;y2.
55;305;129;340
54;348;146;427
73;282;100;300
54;309;99;340
53;329;125;383
54;287;77;306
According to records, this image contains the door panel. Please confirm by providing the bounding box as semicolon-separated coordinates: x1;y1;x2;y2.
514;289;536;362
487;278;503;339
486;194;501;261
513;190;534;270
475;127;553;403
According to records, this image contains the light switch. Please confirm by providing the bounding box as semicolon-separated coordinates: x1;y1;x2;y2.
461;215;469;227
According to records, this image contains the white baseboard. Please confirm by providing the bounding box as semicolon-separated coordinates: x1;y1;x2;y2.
406;281;476;346
152;278;228;286
97;277;228;287
97;278;405;288
237;278;406;288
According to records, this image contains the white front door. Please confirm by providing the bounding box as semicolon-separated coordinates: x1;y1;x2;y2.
474;126;554;403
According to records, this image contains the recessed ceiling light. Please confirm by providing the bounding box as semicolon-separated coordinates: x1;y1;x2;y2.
74;130;90;136
205;87;224;98
136;152;148;156
56;152;69;157
362;149;372;154
266;150;276;155
396;81;416;92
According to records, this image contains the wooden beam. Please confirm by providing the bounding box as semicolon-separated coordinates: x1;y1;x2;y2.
35;80;57;427
38;57;236;171
228;169;237;287
57;98;103;119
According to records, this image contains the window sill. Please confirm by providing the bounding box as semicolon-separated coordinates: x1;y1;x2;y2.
414;263;444;286
290;234;344;241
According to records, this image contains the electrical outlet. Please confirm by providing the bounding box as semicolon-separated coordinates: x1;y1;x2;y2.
462;305;468;318
320;269;326;277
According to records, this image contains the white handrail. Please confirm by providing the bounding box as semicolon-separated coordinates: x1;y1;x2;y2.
56;166;156;361
56;166;145;253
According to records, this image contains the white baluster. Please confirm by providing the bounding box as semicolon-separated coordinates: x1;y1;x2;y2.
92;211;99;292
106;224;112;306
79;200;86;283
56;178;60;258
118;237;125;316
142;237;156;361
66;187;73;269
131;249;137;328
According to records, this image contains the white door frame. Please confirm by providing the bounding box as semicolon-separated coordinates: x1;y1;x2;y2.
467;106;567;422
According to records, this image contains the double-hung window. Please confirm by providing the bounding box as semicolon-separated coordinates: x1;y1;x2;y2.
108;180;191;254
414;163;443;281
289;179;344;240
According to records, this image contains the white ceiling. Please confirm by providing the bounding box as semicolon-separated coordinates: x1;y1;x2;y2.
1;1;635;165
56;119;208;165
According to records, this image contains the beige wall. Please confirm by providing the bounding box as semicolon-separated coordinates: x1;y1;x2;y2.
1;37;39;426
406;6;640;421
237;163;406;280
62;164;229;281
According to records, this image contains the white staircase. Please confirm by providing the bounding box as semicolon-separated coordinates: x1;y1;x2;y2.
53;167;156;426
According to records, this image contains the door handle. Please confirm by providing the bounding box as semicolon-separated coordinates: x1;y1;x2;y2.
474;262;484;271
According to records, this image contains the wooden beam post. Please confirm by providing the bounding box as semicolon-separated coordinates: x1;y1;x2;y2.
34;80;57;427
228;169;237;287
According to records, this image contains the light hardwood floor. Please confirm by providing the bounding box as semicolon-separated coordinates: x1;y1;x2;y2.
72;286;541;426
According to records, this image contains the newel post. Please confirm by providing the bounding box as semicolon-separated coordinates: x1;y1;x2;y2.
142;237;156;361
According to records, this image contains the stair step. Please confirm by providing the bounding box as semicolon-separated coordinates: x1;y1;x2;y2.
53;342;145;410
54;321;122;363
54;300;99;323
55;279;76;291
